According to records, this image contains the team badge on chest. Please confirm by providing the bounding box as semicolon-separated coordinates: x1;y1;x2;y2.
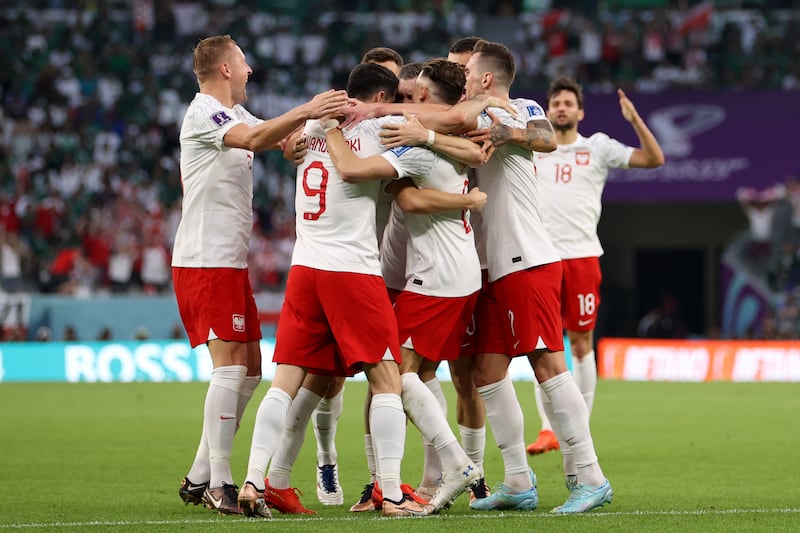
575;151;590;165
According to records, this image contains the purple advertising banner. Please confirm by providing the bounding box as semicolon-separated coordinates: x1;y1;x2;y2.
535;90;796;203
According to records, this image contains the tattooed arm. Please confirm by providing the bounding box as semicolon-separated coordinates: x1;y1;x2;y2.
467;111;556;158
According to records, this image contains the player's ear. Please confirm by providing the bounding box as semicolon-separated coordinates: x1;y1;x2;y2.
419;85;429;103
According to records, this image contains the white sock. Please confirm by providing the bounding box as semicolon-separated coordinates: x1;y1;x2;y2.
539;372;604;486
370;393;406;503
237;375;262;430
477;375;531;491
268;387;322;490
364;434;378;483
534;381;553;432
188;373;258;484
205;365;246;488
186;428;210;484
458;425;486;471
539;384;575;476
314;387;343;466
245;387;292;491
421;378;446;484
572;351;597;415
402;373;466;472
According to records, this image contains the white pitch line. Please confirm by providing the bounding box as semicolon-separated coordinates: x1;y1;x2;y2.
2;508;799;529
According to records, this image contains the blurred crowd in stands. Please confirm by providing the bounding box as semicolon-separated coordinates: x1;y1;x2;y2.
1;0;799;306
735;177;800;339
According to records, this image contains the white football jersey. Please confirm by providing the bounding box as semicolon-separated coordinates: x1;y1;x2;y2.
475;98;560;282
537;133;634;259
380;200;408;291
291;117;400;275
173;93;263;268
381;145;481;297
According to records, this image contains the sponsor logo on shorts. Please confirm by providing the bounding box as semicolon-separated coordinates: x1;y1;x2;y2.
577;318;593;327
232;314;245;332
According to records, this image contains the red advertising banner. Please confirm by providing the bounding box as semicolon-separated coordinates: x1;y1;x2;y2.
598;338;800;382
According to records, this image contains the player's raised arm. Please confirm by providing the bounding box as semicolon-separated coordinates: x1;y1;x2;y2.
618;89;665;168
224;89;348;152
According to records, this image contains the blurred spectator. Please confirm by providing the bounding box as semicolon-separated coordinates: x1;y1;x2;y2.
62;324;78;341
0;225;31;292
35;326;52;342
96;326;113;341
638;291;689;339
170;322;184;339
134;326;149;340
736;184;786;271
139;231;170;294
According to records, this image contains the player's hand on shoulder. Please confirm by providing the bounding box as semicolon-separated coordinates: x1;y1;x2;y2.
304;89;349;120
283;135;307;165
340;99;378;129
475;94;518;117
380;111;426;148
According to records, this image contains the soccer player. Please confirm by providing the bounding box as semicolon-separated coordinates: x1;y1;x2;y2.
525;78;664;465
450;40;613;513
396;62;423;104
447;36;482;67
173;34;347;515
325;58;490;513
361;46;404;76
378;38;494;504
238;62;430;518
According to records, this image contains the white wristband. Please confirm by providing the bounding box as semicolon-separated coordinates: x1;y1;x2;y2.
321;119;339;132
426;129;436;147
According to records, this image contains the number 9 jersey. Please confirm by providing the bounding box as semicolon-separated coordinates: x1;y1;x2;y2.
291;117;401;275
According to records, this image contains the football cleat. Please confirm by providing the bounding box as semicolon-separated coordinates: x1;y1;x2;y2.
526;429;560;455
565;474;578;492
203;482;243;515
381;493;431;517
349;482;376;512
428;461;482;512
179;477;208;506
237;481;273;518
551;479;613;514
372;481;429;510
264;478;316;514
415;481;439;502
316;464;344;505
468;477;491;503
469;482;538;511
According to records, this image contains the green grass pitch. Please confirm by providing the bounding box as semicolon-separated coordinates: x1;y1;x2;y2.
1;379;798;531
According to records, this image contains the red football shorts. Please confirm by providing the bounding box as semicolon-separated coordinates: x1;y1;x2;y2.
460;269;506;357
491;261;564;356
172;267;262;348
560;256;602;332
274;265;401;376
395;290;478;362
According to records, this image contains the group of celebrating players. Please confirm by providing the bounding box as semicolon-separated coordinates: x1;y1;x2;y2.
171;32;664;518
